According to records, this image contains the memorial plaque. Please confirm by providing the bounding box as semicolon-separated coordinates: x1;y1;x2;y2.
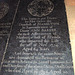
0;0;20;66
0;0;74;75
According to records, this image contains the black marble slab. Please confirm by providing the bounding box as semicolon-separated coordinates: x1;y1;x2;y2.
0;0;74;75
0;0;19;67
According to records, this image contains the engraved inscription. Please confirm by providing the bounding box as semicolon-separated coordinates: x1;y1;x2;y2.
0;0;74;75
1;17;74;75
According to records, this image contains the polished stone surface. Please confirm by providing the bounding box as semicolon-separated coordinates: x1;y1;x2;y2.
0;0;74;75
